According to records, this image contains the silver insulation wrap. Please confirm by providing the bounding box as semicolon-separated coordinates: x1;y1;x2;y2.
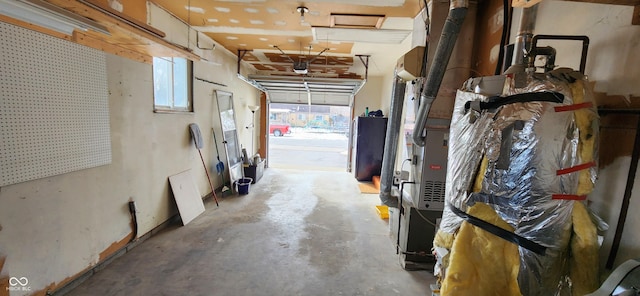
439;70;599;295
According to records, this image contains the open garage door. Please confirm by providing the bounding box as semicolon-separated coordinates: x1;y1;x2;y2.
248;75;365;106
267;103;351;171
245;75;366;171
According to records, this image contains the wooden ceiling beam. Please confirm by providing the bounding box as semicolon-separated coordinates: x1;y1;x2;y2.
73;31;152;64
43;0;200;61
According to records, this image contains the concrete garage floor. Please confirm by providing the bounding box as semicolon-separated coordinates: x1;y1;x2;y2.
67;168;435;296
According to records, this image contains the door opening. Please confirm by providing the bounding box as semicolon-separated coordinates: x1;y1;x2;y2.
267;103;351;171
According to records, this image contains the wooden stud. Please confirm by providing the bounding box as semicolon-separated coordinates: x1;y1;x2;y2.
0;277;8;296
73;31;152;64
0;254;7;296
42;0;200;61
1;0;200;62
259;92;268;162
633;6;640;25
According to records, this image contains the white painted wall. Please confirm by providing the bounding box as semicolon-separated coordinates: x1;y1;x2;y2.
352;12;414;116
510;1;640;271
0;17;259;296
511;1;640;96
590;157;640;269
353;76;386;117
148;1;261;157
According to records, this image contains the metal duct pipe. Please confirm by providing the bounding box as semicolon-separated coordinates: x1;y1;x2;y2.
379;74;407;208
505;5;538;74
412;0;469;147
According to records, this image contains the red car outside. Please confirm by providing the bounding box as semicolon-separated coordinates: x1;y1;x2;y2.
269;124;290;136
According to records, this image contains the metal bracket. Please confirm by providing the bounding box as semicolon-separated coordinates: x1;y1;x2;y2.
237;49;251;75
356;54;370;80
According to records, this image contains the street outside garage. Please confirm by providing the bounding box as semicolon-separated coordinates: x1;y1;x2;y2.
269;128;349;171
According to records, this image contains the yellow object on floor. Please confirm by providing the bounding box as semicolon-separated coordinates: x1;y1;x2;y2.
358;182;379;194
375;205;389;219
441;203;522;296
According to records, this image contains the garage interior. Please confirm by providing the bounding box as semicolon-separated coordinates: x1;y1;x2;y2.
0;0;639;295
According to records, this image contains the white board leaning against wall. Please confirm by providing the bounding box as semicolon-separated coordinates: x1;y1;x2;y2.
0;22;111;187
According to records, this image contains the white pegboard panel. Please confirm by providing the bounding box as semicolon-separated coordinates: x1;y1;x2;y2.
0;22;111;187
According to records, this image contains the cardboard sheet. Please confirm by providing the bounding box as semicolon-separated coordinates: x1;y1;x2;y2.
358;182;379;194
169;170;205;225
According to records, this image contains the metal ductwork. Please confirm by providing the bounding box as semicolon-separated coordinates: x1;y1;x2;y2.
505;5;538;75
379;0;469;208
412;0;469;147
379;74;407;207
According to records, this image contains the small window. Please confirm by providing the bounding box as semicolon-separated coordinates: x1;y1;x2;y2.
298;114;306;120
152;57;193;112
315;115;323;121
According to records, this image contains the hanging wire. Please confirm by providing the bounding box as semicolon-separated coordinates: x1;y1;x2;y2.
419;0;431;28
325;36;329;76
419;0;431;77
495;0;511;74
187;0;191;50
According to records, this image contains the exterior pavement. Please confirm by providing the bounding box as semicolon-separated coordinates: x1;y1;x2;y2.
268;129;349;171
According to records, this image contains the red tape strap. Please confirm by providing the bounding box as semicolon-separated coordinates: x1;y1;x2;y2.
552;194;587;200
554;102;593;112
556;162;596;176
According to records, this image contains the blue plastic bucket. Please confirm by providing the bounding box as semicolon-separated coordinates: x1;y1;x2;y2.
236;177;253;195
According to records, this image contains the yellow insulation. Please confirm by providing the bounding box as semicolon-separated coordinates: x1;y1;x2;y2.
441;203;521;296
568;79;599;295
434;230;455;250
570;79;598;196
436;75;600;295
473;156;489;193
570;202;599;295
434;155;489;251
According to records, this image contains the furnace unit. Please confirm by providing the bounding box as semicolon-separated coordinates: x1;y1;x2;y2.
386;0;476;270
389;80;450;270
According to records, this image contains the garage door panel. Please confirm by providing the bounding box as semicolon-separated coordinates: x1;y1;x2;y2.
268;91;352;106
248;75;365;107
310;92;352;106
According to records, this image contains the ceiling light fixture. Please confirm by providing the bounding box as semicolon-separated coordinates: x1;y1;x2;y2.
297;6;308;24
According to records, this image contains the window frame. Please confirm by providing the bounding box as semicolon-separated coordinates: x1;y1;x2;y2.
152;57;194;113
